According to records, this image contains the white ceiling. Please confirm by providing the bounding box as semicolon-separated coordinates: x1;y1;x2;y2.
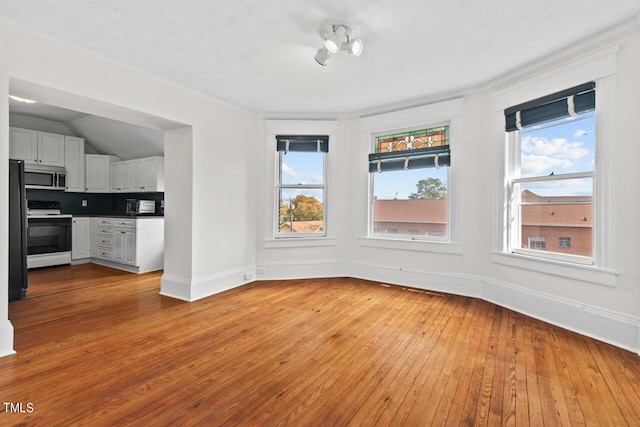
1;0;639;118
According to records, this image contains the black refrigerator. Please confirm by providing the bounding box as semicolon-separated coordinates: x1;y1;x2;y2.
9;159;28;300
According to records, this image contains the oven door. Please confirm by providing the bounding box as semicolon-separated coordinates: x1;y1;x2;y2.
26;217;72;255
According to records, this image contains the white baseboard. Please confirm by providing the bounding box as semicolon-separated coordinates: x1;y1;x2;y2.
255;259;640;354
0;320;16;358
160;264;256;302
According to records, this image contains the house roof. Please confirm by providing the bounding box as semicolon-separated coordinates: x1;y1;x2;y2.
279;221;324;233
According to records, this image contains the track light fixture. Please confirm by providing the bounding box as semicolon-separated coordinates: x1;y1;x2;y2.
315;20;363;66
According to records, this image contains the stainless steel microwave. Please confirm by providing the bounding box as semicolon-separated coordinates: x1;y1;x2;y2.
24;164;66;190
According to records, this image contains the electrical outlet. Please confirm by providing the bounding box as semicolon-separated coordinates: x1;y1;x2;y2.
256;268;266;274
82;200;88;207
243;272;254;281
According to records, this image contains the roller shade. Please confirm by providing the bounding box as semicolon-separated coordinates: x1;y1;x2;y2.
276;135;329;153
368;146;450;173
505;82;595;132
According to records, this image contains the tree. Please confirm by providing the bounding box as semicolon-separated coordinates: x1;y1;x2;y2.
291;194;323;221
279;195;324;224
408;177;447;200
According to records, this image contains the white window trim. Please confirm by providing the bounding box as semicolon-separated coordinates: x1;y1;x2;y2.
264;120;338;248
491;47;618;286
358;98;464;253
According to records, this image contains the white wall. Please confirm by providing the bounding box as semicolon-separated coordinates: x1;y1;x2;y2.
0;26;260;355
256;31;640;353
1;25;638;357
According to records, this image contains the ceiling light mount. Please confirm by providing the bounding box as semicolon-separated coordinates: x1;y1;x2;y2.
315;20;363;66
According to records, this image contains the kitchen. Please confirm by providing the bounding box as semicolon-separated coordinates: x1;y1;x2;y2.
8;99;166;301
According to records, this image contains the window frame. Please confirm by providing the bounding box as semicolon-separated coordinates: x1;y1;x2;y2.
505;113;596;266
368;122;452;243
358;98;464;255
275;148;327;239
264;120;338;248
491;47;618;286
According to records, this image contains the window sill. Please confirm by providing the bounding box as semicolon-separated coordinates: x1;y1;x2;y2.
264;237;337;249
359;237;463;254
491;251;617;287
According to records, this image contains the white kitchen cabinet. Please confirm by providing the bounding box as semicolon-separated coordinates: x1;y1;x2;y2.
86;154;120;193
65;136;85;192
37;132;66;167
10;128;65;166
113;219;136;265
91;217;115;261
9;127;66;166
91;217;163;273
9;127;38;163
132;156;164;192
110;161;133;193
72;217;91;260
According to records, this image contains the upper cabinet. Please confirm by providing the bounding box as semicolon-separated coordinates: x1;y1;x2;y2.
65;136;85;192
9;128;65;167
110;161;133;193
9;127;38;163
11;127;164;194
86;154;120;193
132;156;164;192
38;132;66;167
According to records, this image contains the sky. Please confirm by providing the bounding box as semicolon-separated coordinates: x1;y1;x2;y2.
519;112;595;197
279;151;324;203
278;112;595;203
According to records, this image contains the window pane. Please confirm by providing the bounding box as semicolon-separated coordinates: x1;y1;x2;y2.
372;168;447;238
280;151;323;185
518;178;592;257
520;113;595;178
278;189;324;234
376;126;449;153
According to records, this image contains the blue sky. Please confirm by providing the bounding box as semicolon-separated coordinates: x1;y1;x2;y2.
520;113;595;197
373;167;448;200
280;151;324;203
279;112;595;202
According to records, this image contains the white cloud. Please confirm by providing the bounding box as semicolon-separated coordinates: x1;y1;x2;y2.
520;136;593;176
310;174;323;184
281;163;298;178
521;154;571;176
522;136;589;160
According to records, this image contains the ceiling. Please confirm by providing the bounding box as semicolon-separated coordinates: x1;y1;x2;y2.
2;1;640;131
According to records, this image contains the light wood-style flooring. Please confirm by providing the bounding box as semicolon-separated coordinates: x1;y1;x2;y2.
2;264;640;425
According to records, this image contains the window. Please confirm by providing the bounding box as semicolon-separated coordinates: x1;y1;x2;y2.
264;120;337;248
369;125;450;241
276;135;327;238
505;82;595;264
529;236;546;249
493;49;617;286
558;237;571;248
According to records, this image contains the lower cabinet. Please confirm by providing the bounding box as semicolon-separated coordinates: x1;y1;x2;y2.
114;219;136;266
71;217;91;260
90;217;164;273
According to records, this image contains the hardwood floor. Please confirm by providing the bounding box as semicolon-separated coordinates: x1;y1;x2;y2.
2;264;640;426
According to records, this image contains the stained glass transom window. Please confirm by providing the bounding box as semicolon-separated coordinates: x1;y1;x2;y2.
375;126;449;154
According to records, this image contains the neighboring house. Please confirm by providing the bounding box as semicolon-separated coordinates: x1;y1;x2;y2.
279;220;324;233
374;191;592;257
372;199;447;237
520;190;592;257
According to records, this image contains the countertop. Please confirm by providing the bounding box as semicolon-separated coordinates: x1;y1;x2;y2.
71;214;164;219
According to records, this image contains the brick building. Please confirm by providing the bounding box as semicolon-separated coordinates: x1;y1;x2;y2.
372;191;592;256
